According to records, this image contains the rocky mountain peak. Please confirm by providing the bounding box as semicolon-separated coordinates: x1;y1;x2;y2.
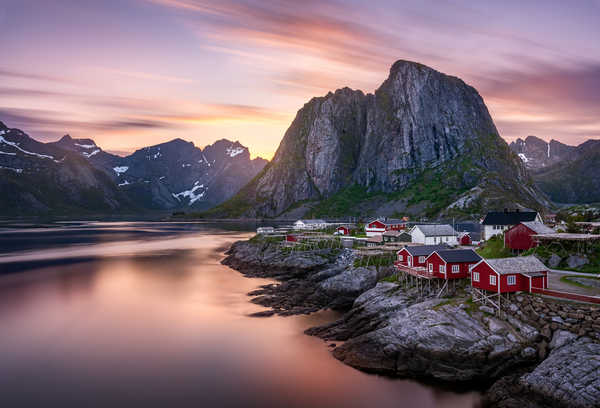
209;60;546;219
0;121;8;130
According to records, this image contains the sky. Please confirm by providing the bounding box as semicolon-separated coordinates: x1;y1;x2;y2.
1;0;599;159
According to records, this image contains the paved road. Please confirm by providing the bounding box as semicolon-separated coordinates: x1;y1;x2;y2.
548;271;600;297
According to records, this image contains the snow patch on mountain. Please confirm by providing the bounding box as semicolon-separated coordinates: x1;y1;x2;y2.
75;143;96;149
118;180;131;186
113;166;129;174
82;149;100;158
226;146;245;157
0;136;54;159
172;184;206;205
518;153;529;163
0;150;17;155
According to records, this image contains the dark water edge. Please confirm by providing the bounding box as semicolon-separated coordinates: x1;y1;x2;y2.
0;222;481;408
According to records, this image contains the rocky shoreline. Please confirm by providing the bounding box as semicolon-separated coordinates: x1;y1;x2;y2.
222;239;600;408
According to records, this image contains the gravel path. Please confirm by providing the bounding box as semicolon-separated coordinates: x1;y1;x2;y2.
547;272;600;296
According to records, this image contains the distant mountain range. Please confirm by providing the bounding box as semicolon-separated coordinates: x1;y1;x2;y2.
0;121;267;215
206;60;549;219
510;136;600;204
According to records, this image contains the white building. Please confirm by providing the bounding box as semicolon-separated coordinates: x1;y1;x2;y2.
410;224;458;245
481;210;542;240
256;226;275;234
294;219;328;230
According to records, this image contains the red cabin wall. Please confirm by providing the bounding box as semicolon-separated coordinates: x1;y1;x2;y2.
498;273;529;292
368;221;386;230
286;235;298;242
426;253;446;278
530;274;548;290
397;248;410;265
459;235;471;245
337;226;349;235
471;262;499;292
387;223;406;231
447;262;471;279
505;224;538;251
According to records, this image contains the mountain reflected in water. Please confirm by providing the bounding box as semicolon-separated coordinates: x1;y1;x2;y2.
0;222;479;407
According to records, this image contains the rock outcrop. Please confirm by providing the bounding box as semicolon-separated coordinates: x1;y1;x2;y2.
209;60;547;218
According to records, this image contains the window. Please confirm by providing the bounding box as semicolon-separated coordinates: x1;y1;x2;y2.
428;263;433;273
399;254;404;261
440;265;446;273
489;275;497;285
507;275;516;285
419;256;425;263
473;272;480;282
452;265;460;273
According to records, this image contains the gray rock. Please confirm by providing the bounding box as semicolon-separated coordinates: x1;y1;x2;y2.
488;318;510;334
319;267;378;297
551;316;565;324
480;305;495;315
521;338;600;408
521;347;537;358
567;255;589;269
548;253;562;268
332;302;538;381
549;330;577;350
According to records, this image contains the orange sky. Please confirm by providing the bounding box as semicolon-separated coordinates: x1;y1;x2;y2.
1;0;599;159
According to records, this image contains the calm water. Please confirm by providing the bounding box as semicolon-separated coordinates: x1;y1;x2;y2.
0;222;480;407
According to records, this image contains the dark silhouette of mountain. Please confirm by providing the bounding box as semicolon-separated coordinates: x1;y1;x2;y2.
0;121;267;214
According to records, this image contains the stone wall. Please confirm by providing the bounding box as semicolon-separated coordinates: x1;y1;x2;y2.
502;293;600;358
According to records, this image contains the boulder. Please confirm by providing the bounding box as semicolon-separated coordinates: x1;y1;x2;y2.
520;337;600;408
548;330;577;350
548;253;562;268
567;255;589;269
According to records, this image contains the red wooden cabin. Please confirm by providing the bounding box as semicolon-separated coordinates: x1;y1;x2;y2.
470;256;548;293
504;221;554;251
286;234;298;242
336;225;355;235
458;232;472;245
425;249;481;280
396;245;448;268
366;218;407;236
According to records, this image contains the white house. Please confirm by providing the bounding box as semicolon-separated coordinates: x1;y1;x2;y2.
294;219;328;230
410;224;458;245
481;210;542;240
256;226;275;234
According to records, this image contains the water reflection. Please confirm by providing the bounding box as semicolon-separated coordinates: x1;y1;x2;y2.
0;224;480;407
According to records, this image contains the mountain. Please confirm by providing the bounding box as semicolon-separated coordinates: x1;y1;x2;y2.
114;138;267;210
509;136;600;203
0;121;133;215
509;136;579;170
531;142;600;204
207;60;548;219
0;121;267;214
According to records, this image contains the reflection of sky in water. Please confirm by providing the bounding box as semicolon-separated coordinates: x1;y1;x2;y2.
0;225;479;407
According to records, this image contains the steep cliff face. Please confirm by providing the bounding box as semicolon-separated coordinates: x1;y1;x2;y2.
210;60;546;218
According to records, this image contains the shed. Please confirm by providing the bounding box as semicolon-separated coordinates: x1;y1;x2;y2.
365;218;407;236
410;224;458;245
458;232;472;245
504;221;554;251
382;230;411;243
336;224;356;236
470;256;548;294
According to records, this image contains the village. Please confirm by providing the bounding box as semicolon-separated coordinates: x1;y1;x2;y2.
256;209;600;312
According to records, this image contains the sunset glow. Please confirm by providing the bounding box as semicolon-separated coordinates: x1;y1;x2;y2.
1;0;599;159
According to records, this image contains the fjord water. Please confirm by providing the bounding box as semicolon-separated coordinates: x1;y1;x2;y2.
0;222;479;407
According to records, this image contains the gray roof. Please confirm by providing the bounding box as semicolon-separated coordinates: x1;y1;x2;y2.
484;256;548;275
521;221;555;235
403;244;449;256
435;249;481;263
413;224;457;237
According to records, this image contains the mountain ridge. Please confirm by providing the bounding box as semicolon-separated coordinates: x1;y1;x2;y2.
206;60;548;219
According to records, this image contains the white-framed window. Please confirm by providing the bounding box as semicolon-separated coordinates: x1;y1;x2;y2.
419;256;425;263
452;265;460;273
507;275;516;285
473;272;480;282
428;263;433;273
399;254;404;261
489;275;497;286
440;265;446;273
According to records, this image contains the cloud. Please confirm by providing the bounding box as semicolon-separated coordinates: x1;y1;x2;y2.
94;67;197;84
0;68;73;84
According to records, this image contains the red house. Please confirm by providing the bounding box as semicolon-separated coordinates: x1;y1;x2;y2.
336;225;356;235
396;245;448;268
458;232;472;246
504;221;554;251
470;256;548;294
286;234;298;242
365;218;407;236
425;249;481;280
